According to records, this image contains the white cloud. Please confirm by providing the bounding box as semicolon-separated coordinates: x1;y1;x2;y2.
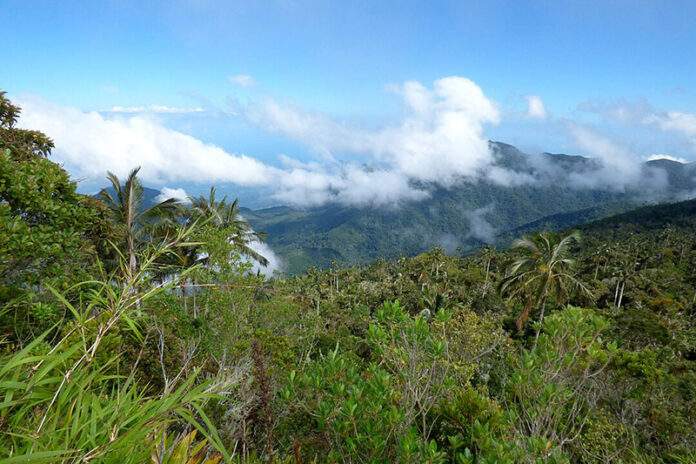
646;154;689;163
564;123;672;194
156;187;190;203
577;99;652;124
465;206;496;243
246;239;282;277
645;111;696;139
525;95;547;119
272;165;429;207
18;96;277;187
229;74;256;87
17;94;434;208
243;76;502;186
108;105;205;114
243;98;368;159
21;78;688;210
566;123;641;190
579;99;696;153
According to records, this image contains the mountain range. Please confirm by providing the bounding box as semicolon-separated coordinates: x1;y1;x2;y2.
241;142;696;273
108;141;696;275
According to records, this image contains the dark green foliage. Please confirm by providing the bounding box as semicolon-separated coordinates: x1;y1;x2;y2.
0;91;54;160
0;95;108;341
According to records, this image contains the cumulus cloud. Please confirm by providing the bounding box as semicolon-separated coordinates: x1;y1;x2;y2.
17;93;441;208
19;79;690;210
236;76;521;204
525;95;547;119
229;74;256;87
243;98;369;159
564;123;674;195
243;76;502;186
156;187;190;203
18;96;277;187
271;165;429;207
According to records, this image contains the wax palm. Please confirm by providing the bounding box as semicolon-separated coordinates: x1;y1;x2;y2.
499;231;589;342
188;187;268;267
98;167;180;275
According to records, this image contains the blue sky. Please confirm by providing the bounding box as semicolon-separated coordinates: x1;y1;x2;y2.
3;0;696;205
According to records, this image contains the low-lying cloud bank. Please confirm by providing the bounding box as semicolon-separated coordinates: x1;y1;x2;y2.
17;77;696;210
18;96;275;187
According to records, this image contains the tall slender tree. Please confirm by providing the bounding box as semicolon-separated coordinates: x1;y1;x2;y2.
499;231;589;345
98;167;179;276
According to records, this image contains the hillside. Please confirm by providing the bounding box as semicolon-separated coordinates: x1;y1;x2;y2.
580;196;696;235
244;142;696;274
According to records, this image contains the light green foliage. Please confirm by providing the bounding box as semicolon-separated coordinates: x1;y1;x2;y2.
0;233;231;463
187;187;269;268
98;167;181;276
279;301;505;463
505;307;616;462
282;347;445;463
151;430;223;464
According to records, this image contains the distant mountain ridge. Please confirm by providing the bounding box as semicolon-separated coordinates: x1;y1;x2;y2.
100;142;696;274
240;142;695;273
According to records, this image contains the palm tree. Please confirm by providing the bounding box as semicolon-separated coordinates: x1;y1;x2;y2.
98;167;180;276
188;187;268;267
499;231;589;345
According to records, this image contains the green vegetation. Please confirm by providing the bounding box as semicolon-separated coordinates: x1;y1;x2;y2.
2;92;695;462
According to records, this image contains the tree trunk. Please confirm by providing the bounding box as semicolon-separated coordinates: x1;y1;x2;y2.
127;232;137;277
617;281;625;309
516;298;534;333
533;300;546;350
193;288;197;319
483;257;491;297
127;233;141;308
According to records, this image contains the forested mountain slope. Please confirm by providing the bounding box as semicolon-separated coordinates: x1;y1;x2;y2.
581;196;696;233
244;142;696;274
